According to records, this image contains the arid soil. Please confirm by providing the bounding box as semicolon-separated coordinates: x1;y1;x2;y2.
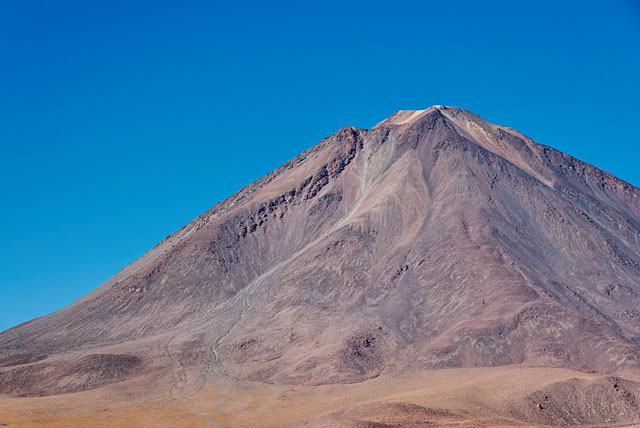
1;106;639;426
1;367;639;428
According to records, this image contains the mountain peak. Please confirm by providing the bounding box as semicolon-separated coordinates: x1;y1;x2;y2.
374;105;446;127
2;107;640;426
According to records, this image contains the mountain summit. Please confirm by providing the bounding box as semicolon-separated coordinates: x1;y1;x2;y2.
2;106;640;426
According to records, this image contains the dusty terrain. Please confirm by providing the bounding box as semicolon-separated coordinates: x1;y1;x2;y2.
2;366;640;428
1;106;639;426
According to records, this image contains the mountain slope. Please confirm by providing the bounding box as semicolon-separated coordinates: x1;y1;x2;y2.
1;106;640;401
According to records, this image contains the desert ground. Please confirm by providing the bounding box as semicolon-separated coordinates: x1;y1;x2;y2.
1;366;640;427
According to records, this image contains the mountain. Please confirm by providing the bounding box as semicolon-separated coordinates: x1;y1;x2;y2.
1;106;640;427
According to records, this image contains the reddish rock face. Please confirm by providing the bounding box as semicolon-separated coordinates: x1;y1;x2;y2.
1;106;640;395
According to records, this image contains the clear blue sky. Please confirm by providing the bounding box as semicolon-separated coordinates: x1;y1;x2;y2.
1;0;639;332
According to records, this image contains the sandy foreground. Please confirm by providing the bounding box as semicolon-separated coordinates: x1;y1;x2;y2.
1;366;640;428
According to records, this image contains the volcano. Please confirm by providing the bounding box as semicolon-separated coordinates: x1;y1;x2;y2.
1;106;640;427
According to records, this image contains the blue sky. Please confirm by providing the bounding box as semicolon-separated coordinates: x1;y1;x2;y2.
1;0;639;332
